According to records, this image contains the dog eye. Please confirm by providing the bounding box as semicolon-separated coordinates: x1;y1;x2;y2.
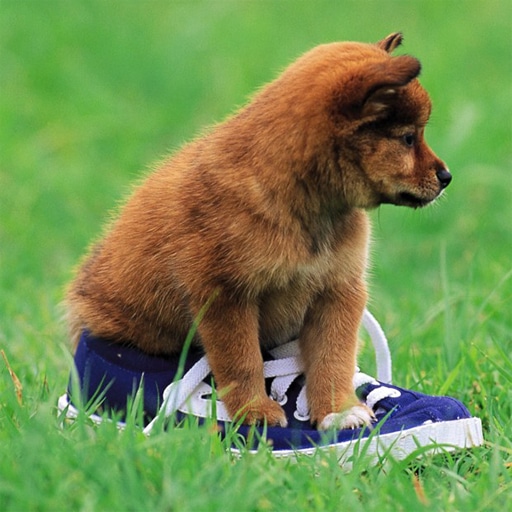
403;133;416;147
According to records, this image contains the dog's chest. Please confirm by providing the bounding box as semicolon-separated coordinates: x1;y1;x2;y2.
255;212;369;346
256;248;340;346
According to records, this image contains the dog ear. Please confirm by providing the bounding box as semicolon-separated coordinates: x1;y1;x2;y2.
360;55;421;119
376;33;404;53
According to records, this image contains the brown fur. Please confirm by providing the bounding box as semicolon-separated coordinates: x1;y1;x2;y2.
66;33;449;428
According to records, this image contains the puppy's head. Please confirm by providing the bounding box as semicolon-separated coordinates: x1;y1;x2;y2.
327;33;450;209
271;33;449;209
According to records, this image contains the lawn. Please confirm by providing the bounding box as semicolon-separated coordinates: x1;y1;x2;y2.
1;0;511;510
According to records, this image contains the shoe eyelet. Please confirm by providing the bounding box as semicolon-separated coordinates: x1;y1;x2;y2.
270;393;288;406
293;410;310;422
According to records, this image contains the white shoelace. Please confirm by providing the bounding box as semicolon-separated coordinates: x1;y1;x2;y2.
143;308;395;435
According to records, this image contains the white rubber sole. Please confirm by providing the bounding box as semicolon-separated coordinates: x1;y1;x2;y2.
58;393;126;428
58;394;483;467
250;416;484;468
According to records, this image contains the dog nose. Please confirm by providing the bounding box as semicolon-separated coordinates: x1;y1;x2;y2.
436;168;452;189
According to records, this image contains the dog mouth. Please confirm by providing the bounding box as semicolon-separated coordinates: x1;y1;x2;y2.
396;191;434;208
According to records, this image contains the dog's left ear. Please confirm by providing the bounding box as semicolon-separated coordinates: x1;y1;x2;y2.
359;33;418;119
360;55;421;119
330;42;421;124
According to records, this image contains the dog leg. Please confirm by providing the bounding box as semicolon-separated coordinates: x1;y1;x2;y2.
300;279;374;430
193;294;288;427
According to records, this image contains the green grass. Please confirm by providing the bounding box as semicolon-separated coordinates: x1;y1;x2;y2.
1;0;511;510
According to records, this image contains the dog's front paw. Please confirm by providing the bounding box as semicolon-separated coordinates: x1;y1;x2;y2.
230;396;288;428
318;404;374;431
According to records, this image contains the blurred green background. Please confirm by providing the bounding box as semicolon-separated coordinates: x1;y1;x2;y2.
1;1;511;510
1;0;511;409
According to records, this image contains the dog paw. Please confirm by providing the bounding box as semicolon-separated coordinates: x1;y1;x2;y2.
234;397;288;428
318;405;374;431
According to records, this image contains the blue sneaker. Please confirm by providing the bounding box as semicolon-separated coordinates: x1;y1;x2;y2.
58;310;483;465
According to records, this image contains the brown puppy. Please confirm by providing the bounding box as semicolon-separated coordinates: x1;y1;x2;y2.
67;33;450;430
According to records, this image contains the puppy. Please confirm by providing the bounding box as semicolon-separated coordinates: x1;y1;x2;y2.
66;33;450;430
